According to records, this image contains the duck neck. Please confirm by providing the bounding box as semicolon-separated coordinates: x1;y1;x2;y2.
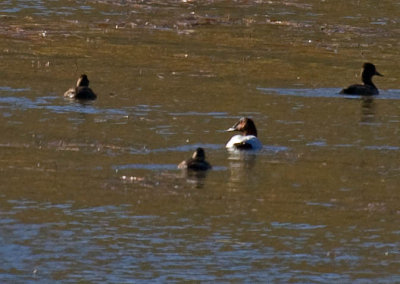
362;74;376;89
244;129;257;137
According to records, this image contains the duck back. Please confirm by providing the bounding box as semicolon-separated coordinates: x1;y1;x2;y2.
340;84;378;96
340;63;382;96
75;86;97;100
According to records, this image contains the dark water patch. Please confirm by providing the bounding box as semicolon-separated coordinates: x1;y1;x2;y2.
258;87;400;99
0;96;45;110
258;87;342;98
307;140;327;147
331;144;353;148
0;1;93;16
358;121;383;127
270;222;326;230
364;145;400;151
306;202;334;208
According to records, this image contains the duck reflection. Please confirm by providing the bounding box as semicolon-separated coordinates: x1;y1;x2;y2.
227;150;257;191
178;148;211;188
360;97;376;123
183;169;208;188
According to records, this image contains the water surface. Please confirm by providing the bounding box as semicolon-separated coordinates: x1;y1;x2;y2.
1;0;400;282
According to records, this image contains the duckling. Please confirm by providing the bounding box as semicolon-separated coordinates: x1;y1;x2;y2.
226;117;262;151
178;148;212;171
340;63;383;96
64;74;97;100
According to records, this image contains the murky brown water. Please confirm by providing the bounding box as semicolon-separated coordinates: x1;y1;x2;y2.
1;0;400;282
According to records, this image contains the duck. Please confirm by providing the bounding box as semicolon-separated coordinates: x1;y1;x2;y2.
178;147;212;171
340;63;383;96
64;74;97;100
226;117;262;151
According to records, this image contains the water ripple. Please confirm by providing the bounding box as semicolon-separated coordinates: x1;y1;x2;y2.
270;222;326;230
0;96;161;117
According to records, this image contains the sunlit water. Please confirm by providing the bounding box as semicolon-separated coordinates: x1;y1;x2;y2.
1;0;400;282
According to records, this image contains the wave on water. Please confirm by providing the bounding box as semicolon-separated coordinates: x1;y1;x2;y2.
0;86;30;92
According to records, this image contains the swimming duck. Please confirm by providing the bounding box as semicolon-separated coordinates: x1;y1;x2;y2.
64;74;97;100
340;63;383;96
226;117;262;151
178;147;212;171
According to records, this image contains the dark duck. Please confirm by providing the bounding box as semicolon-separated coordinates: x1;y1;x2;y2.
64;74;97;100
178;148;212;171
340;63;383;96
225;117;262;151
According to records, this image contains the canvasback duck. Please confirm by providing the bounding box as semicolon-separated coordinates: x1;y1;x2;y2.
226;117;262;151
64;74;97;100
340;63;383;96
178;147;212;171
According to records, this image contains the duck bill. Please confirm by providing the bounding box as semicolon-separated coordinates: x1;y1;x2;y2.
375;71;383;77
226;121;240;132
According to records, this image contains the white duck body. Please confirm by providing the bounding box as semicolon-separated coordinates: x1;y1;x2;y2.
226;134;262;151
